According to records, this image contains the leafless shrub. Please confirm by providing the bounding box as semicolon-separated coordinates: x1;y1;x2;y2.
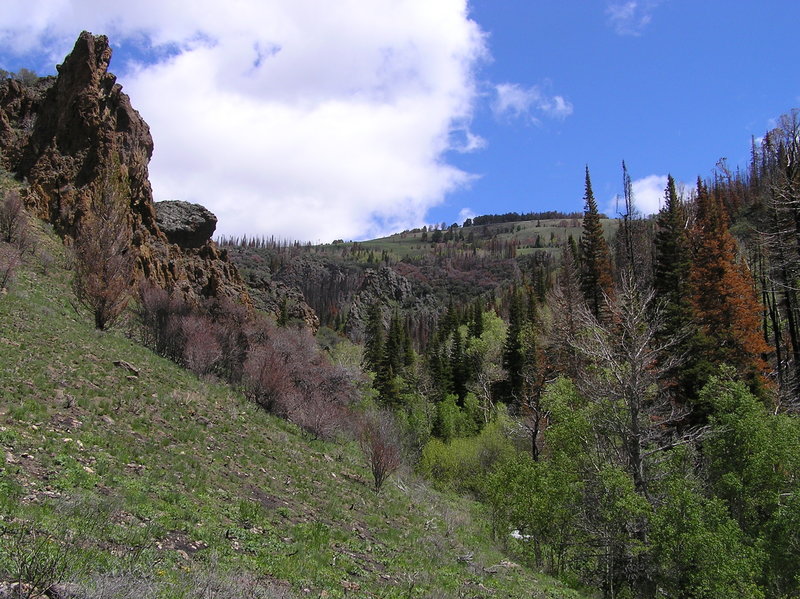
79;573;159;599
0;242;21;292
181;314;223;376
0;521;82;599
79;565;295;599
301;364;359;440
0;189;26;244
38;248;54;275
172;563;296;599
206;297;251;383
137;281;190;359
243;343;297;414
71;178;135;330
358;409;403;492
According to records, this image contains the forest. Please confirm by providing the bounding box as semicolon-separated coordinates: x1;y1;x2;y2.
216;111;800;598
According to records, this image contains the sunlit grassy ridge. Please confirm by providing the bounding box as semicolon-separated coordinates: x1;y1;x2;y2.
0;223;583;597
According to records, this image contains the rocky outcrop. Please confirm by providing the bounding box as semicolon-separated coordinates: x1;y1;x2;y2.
0;32;250;306
346;266;438;342
155;200;217;248
244;272;320;331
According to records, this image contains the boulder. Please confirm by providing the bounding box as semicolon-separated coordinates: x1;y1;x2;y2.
155;200;217;248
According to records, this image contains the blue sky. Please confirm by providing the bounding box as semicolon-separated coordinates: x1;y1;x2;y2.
1;1;798;241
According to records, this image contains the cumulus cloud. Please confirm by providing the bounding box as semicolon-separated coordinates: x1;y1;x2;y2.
493;82;573;124
605;174;694;217
0;0;487;241
458;207;476;224
606;1;661;36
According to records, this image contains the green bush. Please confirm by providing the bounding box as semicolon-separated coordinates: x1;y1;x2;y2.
419;416;515;496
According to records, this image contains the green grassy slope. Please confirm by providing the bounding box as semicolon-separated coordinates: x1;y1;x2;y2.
0;228;583;597
334;218;617;260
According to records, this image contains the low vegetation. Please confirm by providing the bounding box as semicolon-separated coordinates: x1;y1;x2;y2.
0;183;580;598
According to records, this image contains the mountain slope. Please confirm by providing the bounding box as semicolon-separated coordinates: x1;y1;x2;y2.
0;224;581;597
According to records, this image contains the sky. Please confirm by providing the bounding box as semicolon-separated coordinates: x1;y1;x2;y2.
1;1;798;242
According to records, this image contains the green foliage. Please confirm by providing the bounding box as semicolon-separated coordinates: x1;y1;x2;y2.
0;228;579;599
432;394;477;441
419;416;515;496
651;476;764;599
486;456;581;572
703;374;800;533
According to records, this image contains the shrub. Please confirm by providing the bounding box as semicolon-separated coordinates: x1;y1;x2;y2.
0;189;26;244
243;343;297;413
0;242;21;292
71;179;135;330
136;282;189;359
181;314;223;376
358;409;403;492
419;417;516;496
0;521;82;599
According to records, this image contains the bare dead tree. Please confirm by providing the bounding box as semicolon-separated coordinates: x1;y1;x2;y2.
71;172;135;330
571;274;703;499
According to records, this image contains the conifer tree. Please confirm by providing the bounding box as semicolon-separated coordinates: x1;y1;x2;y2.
548;242;584;380
653;175;692;342
502;289;525;400
689;179;770;393
579;167;615;319
450;328;469;401
362;303;384;373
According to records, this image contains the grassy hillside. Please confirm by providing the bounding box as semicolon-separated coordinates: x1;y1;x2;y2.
351;218;617;259
0;225;583;597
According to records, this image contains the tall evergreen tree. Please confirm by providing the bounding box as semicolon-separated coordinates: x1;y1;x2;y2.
689;179;770;393
653;175;692;342
580;167;615;320
502;289;525;400
362;303;384;373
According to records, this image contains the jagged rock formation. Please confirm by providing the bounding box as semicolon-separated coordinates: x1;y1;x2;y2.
244;272;321;332
155;200;217;249
0;31;250;306
346;266;439;342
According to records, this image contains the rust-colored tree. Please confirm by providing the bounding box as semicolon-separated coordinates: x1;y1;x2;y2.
71;172;135;330
689;179;770;392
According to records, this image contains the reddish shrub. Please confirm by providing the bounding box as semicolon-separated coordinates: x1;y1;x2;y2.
0;190;25;244
137;282;189;359
0;243;21;292
358;409;402;492
71;191;134;330
181;314;222;376
243;343;297;413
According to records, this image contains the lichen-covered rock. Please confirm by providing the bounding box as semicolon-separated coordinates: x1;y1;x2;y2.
155;200;217;248
245;272;321;332
346;266;437;342
0;31;250;307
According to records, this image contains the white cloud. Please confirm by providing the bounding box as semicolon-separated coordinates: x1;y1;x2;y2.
0;0;488;242
458;207;476;224
606;1;661;36
605;174;669;216
493;82;573;123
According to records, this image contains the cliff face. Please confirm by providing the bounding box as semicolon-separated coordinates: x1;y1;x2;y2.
0;32;250;306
